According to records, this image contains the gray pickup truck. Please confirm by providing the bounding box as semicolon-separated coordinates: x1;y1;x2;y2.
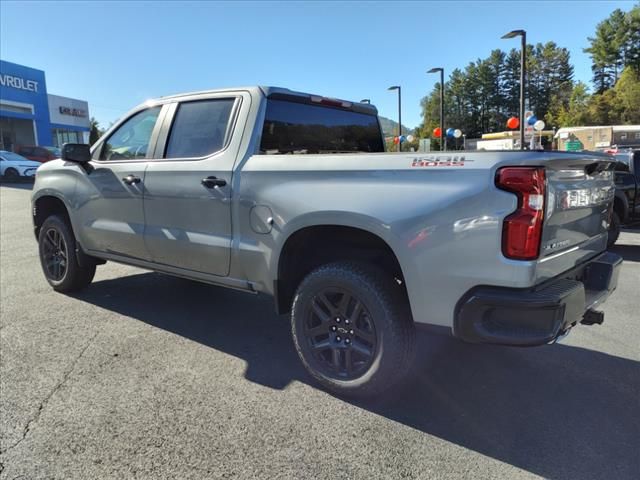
32;86;622;396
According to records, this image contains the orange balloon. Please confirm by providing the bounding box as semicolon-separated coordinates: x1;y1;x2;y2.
433;127;442;138
507;117;520;129
393;136;400;144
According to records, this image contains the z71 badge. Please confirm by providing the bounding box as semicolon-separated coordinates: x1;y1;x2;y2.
411;155;471;167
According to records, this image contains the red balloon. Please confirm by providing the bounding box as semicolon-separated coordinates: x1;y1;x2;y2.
393;136;400;144
433;127;442;138
507;117;520;129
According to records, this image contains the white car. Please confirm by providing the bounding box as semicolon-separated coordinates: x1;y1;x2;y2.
0;150;41;181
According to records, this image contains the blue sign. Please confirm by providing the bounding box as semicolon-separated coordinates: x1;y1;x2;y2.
0;60;52;146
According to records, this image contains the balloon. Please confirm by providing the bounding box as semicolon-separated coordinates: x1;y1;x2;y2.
393;136;400;144
506;117;519;129
407;134;414;142
454;129;462;139
446;128;455;138
433;127;442;138
533;120;545;131
399;135;406;143
527;115;537;126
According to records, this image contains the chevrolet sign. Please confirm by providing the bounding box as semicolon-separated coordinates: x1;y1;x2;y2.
59;106;87;118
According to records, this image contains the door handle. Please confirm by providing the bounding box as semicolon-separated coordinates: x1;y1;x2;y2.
201;176;227;188
122;174;141;185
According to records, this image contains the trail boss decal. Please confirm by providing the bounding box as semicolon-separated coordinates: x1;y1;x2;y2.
411;155;471;167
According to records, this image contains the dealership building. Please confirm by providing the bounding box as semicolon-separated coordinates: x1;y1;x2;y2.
0;59;90;151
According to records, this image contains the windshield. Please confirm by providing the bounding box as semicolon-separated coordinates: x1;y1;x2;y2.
260;99;384;154
0;151;32;162
44;146;62;156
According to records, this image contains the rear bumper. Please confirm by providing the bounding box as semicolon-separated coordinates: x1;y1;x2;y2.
454;251;622;346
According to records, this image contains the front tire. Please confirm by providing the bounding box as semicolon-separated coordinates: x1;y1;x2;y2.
38;215;96;292
607;211;621;248
4;168;19;182
291;262;415;397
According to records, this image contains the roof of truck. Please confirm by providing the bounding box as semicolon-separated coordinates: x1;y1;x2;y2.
157;86;378;115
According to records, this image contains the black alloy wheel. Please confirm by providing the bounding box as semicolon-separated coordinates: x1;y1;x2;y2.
42;227;68;281
303;287;377;380
38;214;96;292
291;262;415;397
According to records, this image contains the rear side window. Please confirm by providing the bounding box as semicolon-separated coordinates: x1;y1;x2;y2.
165;98;236;159
259;99;384;154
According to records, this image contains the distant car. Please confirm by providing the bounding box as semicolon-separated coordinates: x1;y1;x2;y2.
15;145;62;163
608;149;640;246
0;150;41;181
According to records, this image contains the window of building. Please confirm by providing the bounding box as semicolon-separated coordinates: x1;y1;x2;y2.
165;99;236;159
0;102;33;114
51;128;83;147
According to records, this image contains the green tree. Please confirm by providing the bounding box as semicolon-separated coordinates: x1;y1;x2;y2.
89;117;103;145
546;82;591;127
614;66;640;123
585;5;640;92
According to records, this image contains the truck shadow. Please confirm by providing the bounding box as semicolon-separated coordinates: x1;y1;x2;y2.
73;271;639;480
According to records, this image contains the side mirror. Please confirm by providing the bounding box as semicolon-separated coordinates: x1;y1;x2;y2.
62;143;91;163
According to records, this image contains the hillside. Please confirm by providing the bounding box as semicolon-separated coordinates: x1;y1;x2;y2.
378;116;415;137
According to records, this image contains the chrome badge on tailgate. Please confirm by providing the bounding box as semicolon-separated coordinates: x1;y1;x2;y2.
558;186;614;209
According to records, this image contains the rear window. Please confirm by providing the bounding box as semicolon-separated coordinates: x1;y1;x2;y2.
259;99;384;154
165;98;236;159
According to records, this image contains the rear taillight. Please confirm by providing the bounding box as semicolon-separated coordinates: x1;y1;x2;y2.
496;167;546;260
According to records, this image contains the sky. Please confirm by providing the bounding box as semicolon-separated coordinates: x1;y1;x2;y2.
0;0;634;129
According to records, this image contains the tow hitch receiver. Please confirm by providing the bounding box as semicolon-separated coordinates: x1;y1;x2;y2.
581;309;604;326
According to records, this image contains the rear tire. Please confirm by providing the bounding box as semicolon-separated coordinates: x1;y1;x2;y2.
38;215;96;292
291;262;415;397
607;211;621;248
4;168;19;182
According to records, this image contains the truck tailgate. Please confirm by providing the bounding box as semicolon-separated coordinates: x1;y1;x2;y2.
536;156;615;282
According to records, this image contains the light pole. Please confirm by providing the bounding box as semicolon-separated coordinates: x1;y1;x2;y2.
502;29;526;150
427;68;445;151
388;86;401;152
360;99;371;104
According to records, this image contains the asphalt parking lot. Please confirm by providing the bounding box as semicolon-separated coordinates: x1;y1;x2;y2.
0;182;638;480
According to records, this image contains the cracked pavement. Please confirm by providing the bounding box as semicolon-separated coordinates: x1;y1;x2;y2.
1;183;639;480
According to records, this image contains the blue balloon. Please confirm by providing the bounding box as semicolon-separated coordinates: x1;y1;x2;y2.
527;115;537;126
446;128;455;137
399;135;406;143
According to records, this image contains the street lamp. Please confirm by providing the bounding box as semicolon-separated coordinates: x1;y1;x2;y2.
360;99;371;104
502;29;526;150
427;68;445;151
388;86;401;152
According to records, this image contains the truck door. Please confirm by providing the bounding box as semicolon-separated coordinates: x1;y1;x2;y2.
74;105;165;260
142;93;247;276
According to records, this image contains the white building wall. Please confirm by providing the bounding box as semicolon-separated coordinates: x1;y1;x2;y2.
47;94;90;128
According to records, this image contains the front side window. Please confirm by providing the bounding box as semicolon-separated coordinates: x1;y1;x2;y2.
259;99;384;154
165;98;236;159
99;107;161;161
